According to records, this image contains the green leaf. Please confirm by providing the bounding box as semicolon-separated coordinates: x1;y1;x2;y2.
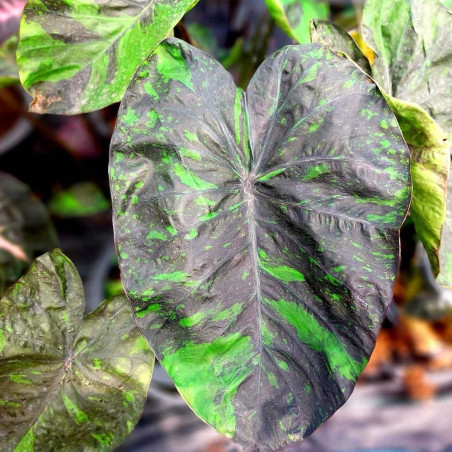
0;249;154;450
265;0;329;44
110;38;410;449
362;0;452;137
310;18;450;276
16;0;199;115
0;36;19;88
0;172;58;296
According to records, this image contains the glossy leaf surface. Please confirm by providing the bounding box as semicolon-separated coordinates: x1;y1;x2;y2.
17;0;199;114
0;172;57;295
310;18;450;276
265;0;329;44
110;38;410;449
0;250;154;451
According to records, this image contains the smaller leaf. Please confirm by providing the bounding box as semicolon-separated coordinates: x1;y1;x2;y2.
0;172;58;295
17;0;200;114
310;20;450;276
265;0;329;44
0;249;154;451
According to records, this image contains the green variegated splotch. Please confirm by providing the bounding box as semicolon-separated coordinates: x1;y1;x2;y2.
0;250;154;450
110;38;411;449
0;172;57;296
16;0;199;114
311;17;450;276
265;0;329;44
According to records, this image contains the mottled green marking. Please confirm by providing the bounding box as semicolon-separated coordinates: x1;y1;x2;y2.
166;225;177;236
183;130;198;142
258;249;305;283
200;212;218;221
265;298;367;380
147;230;167;240
9;375;31;385
0;329;5;353
155;44;194;90
135;303;161;318
173;164;218;190
15;429;34;452
161;333;253;437
258;168;286;181
62;394;89;424
212;303;243;322
179;311;206;327
154;272;188;282
185;228;198;240
302;164;329;181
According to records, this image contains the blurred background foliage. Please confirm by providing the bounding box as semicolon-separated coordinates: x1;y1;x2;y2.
1;1;452;451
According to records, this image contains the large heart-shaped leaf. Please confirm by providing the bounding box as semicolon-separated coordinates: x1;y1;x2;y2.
110;38;410;449
310;18;450;276
0;249;154;450
17;0;199;115
265;0;329;44
0;172;58;295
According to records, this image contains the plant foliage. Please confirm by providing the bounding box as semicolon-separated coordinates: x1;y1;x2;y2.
0;250;154;451
110;38;410;449
17;0;199;114
0;172;57;296
265;0;329;44
311;10;451;277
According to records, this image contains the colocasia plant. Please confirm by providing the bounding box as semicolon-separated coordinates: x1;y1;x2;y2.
0;0;450;450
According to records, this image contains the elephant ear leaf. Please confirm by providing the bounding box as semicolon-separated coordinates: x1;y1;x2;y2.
110;38;410;449
0;250;154;451
265;0;329;44
0;172;58;296
16;0;199;114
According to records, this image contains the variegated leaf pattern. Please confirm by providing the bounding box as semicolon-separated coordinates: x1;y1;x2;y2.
265;0;329;44
110;39;411;449
0;172;57;296
17;0;199;114
310;16;450;276
0;250;155;451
